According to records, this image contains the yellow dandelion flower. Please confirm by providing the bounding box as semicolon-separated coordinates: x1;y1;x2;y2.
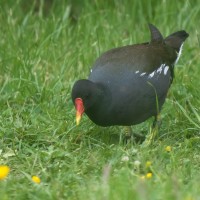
0;165;10;180
145;161;152;168
146;172;153;179
32;175;41;184
165;146;172;152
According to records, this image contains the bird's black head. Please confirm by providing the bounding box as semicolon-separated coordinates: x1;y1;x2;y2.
71;79;104;125
72;79;102;108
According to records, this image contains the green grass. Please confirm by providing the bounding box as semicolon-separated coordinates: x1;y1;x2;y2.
0;0;200;199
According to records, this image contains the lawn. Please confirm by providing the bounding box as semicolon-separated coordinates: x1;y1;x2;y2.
0;0;200;199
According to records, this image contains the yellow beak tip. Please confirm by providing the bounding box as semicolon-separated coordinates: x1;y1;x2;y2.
76;115;81;126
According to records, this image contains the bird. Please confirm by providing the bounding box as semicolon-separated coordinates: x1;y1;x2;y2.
71;24;189;142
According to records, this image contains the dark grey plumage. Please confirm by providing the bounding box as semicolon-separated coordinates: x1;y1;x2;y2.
71;24;189;127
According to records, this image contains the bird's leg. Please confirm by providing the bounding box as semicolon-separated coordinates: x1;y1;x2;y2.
152;113;162;129
143;114;162;146
123;126;132;142
123;126;145;144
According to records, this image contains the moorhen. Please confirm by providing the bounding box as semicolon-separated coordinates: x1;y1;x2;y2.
71;24;189;142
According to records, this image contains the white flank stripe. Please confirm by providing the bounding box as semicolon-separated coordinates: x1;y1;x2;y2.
164;66;169;75
148;71;155;78
135;70;139;74
140;72;146;76
156;65;163;74
148;63;167;79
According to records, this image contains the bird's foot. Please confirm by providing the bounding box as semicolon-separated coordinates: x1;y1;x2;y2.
152;113;162;129
142;114;161;146
122;126;145;144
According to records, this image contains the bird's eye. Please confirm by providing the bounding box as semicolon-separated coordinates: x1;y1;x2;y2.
85;94;90;98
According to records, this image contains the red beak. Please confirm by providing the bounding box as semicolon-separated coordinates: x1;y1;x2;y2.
75;98;85;125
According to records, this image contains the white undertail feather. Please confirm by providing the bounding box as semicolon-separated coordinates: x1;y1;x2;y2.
175;43;184;64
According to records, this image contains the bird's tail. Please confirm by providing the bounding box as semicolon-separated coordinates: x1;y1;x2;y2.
164;31;189;52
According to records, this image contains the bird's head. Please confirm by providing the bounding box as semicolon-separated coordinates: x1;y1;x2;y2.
71;79;104;125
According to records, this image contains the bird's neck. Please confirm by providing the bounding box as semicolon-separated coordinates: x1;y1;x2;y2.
85;84;111;126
